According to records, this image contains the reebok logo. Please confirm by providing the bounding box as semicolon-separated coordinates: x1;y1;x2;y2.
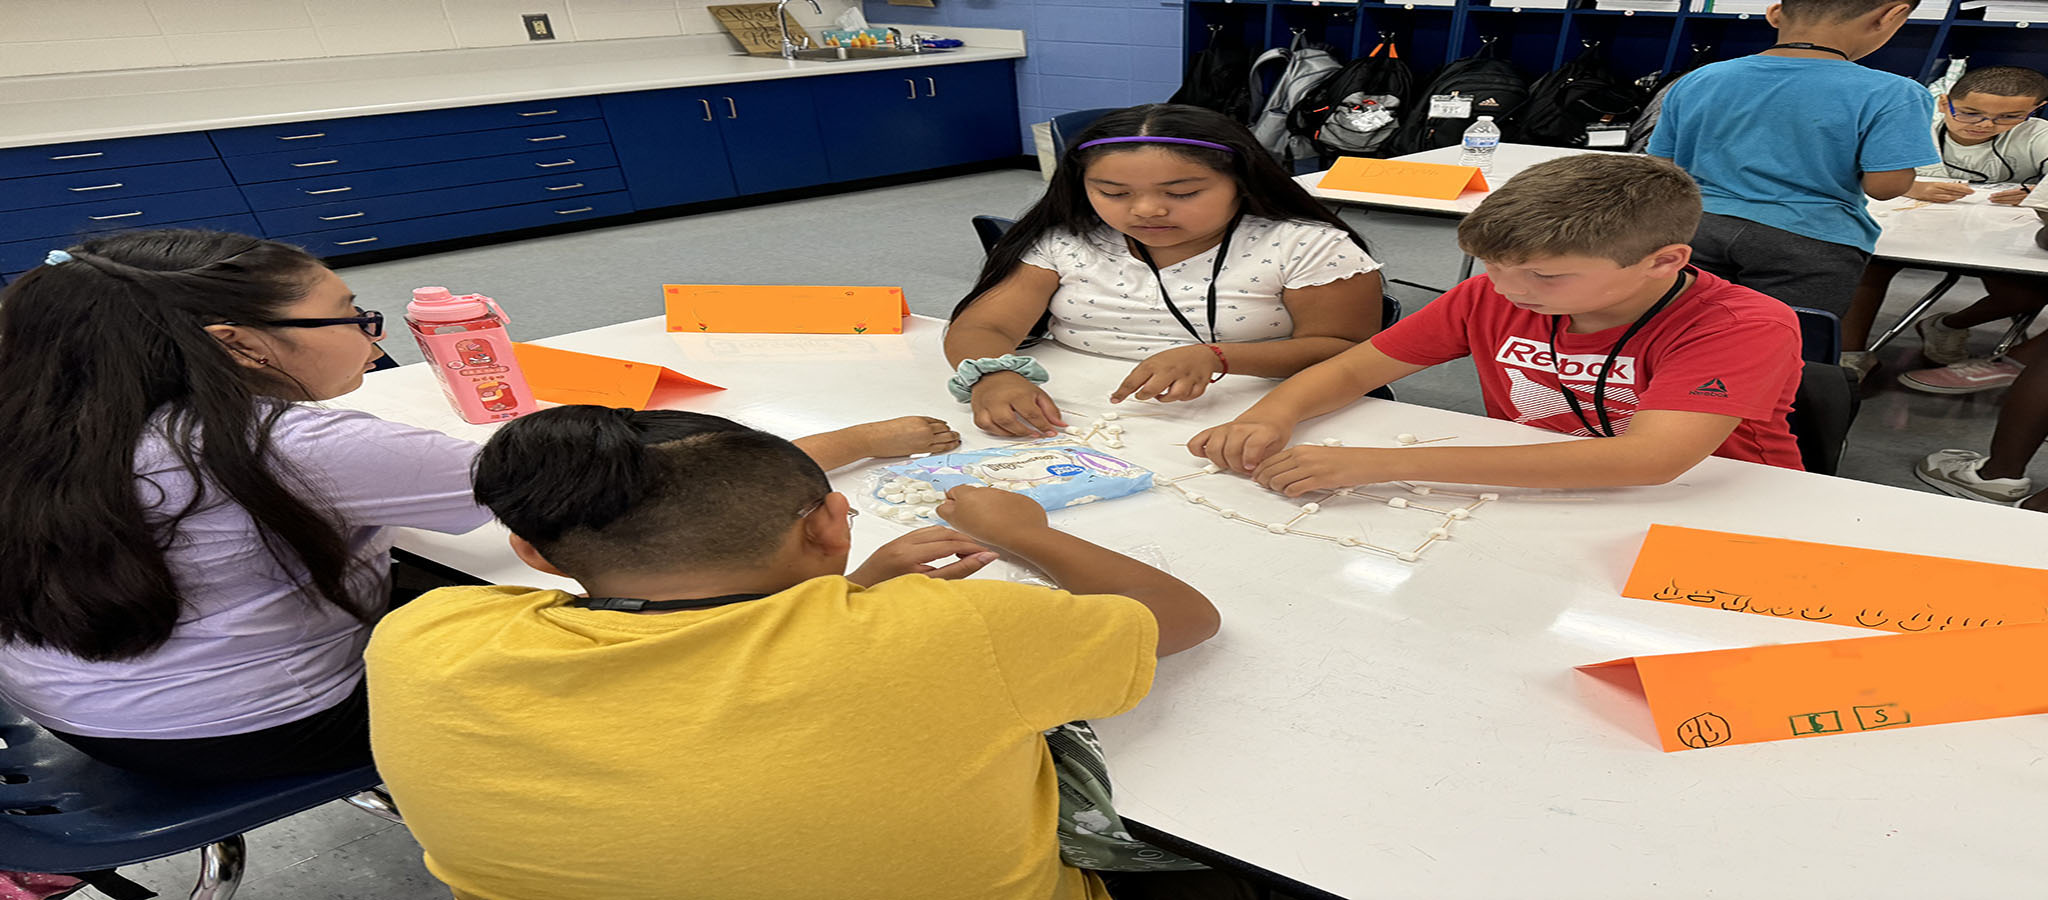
1494;336;1637;384
1690;378;1729;397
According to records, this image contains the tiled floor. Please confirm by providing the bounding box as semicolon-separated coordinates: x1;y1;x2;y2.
76;167;2040;899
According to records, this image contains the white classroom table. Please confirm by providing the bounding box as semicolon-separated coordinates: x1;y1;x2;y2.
334;315;2048;899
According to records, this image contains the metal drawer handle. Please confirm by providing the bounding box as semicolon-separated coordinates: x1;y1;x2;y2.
277;132;326;141
68;183;124;192
536;159;576;168
545;183;585;191
304;186;353;195
904;79;916;99
48;152;104;160
554;206;595;215
334;237;380;246
726;98;739;119
318;212;366;221
926;77;937;97
88;211;144;221
517;110;560;117
700;99;713;122
292;159;340;168
526;134;569;143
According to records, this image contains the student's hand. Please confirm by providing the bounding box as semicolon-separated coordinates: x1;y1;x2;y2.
847;526;998;586
1252;446;1391;497
970;372;1066;438
1187;418;1295;473
1112;345;1223;404
850;416;961;458
1989;187;2031;206
1905;181;1975;203
934;485;1049;547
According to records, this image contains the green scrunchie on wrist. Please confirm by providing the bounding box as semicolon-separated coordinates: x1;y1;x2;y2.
948;354;1049;402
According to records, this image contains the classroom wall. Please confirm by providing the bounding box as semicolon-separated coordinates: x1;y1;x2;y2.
0;0;860;78
868;0;1185;150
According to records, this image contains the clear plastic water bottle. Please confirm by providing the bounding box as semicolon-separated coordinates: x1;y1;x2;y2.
1459;115;1500;176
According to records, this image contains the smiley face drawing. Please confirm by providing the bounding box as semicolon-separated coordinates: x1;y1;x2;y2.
1676;712;1732;749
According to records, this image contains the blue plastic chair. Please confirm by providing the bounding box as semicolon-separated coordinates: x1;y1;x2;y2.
1792;306;1842;364
1049;108;1119;161
0;699;398;900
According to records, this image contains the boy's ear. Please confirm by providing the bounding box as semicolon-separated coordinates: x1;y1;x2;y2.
1874;1;1913;29
798;492;856;557
509;533;570;577
1645;242;1695;277
1763;3;1783;26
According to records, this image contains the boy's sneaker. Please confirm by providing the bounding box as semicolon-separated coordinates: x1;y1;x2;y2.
1897;357;2023;395
1839;350;1877;383
1914;314;1971;365
1915;449;2032;503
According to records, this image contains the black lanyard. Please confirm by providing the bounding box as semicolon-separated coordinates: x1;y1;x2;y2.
1765;42;1849;59
1546;267;1695;438
1130;214;1241;344
569;592;770;612
1935;127;2024;184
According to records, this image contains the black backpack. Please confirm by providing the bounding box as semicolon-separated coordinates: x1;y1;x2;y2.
1172;26;1254;123
1510;43;1648;147
1384;41;1529;157
1284;41;1417;162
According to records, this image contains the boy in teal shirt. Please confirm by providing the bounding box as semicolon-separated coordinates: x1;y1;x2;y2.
1648;0;1938;326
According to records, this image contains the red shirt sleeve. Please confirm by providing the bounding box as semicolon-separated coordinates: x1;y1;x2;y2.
1637;310;1801;420
1369;277;1487;366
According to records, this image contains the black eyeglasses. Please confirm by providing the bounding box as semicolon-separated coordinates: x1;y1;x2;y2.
263;307;385;338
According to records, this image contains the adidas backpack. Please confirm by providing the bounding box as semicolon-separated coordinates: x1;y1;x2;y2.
1248;33;1344;168
1384;41;1529;157
1510;43;1648;148
1171;26;1254;123
1285;41;1417;162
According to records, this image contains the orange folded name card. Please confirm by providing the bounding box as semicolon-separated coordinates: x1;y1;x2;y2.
511;343;722;410
663;284;909;335
1622;524;2048;634
1582;622;2048;751
1317;157;1489;200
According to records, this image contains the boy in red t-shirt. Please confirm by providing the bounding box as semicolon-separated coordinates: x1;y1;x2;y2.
1190;154;1804;494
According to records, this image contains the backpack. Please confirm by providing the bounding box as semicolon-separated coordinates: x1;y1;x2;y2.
1510;44;1648;147
1384;42;1529;157
1285;41;1417;162
1625;45;1712;152
1171;26;1254;123
1248;34;1344;168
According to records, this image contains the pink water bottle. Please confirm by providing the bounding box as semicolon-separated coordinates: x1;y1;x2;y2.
406;287;539;424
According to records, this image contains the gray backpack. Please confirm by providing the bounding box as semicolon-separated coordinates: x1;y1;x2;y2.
1248;33;1342;168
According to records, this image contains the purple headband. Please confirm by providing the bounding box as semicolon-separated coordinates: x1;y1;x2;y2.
1075;136;1236;154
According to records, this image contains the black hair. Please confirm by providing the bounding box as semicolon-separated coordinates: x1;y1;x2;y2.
950;103;1372;344
1776;0;1919;22
0;229;364;661
1950;66;2048;104
473;406;831;577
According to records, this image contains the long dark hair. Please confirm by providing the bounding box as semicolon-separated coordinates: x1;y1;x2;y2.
951;103;1371;342
0;229;365;661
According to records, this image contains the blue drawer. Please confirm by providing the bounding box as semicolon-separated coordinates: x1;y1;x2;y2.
0;213;261;276
0;186;253;244
0;132;218;180
255;168;626;234
222;120;612;184
279;191;632;258
237;145;619;210
210;97;603;157
0;159;235;213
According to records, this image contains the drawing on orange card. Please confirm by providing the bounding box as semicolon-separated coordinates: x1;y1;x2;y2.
662;284;908;335
1579;621;2048;751
1621;524;2048;634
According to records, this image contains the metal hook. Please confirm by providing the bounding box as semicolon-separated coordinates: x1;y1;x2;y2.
1480;34;1501;45
1208;23;1224;33
1582;38;1603;49
1290;26;1307;37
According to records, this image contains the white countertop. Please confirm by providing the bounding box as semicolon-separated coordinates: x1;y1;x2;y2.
0;30;1025;150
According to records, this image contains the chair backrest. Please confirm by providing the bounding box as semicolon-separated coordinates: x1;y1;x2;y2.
1049;108;1118;162
970;215;1015;256
0;698;383;872
1792;306;1841;364
1786;360;1859;476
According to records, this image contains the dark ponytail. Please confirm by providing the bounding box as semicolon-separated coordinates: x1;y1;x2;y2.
473;406;828;575
0;229;362;661
951;103;1372;343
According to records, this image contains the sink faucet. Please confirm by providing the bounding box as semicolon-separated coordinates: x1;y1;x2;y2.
777;0;822;59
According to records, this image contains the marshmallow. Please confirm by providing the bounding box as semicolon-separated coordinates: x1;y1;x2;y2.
1480;492;1499;501
1202;463;1222;474
1301;502;1321;514
1102;411;1119;421
1341;537;1361;547
1398;551;1420;562
1105;424;1124;435
1448;508;1470;520
1387;497;1409;509
1429;527;1450;539
1321;438;1344;447
1219;509;1237;517
1184;493;1204;504
1412;486;1433;495
1266;524;1288;534
883;492;905;503
1396;433;1418;444
1064;426;1085;436
1106;440;1124;449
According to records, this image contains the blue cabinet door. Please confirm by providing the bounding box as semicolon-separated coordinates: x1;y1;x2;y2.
923;62;1022;167
709;79;832;195
814;68;945;180
600;89;739;210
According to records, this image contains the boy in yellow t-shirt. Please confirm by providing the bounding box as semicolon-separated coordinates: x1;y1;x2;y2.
364;406;1221;900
